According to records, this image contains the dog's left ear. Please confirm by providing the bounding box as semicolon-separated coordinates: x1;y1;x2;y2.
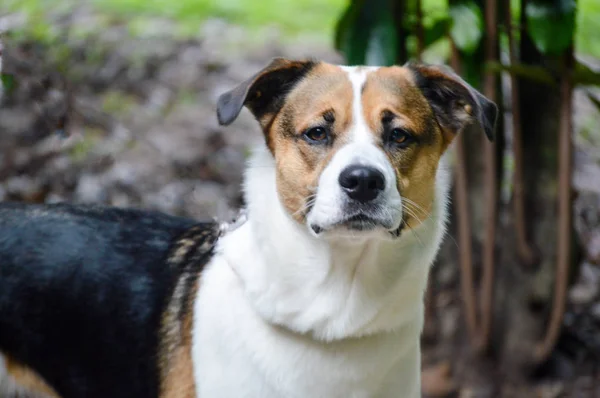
217;58;316;128
407;63;498;142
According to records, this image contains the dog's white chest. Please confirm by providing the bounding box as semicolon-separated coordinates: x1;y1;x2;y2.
191;254;421;398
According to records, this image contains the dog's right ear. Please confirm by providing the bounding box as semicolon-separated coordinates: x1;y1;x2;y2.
217;58;316;128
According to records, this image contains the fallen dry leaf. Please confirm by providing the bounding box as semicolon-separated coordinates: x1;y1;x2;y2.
422;360;457;397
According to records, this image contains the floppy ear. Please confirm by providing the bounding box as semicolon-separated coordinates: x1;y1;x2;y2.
217;58;316;128
407;63;498;142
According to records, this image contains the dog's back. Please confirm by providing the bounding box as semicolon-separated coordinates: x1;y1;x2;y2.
0;203;216;398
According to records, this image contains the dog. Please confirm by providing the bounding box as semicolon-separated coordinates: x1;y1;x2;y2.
0;58;496;398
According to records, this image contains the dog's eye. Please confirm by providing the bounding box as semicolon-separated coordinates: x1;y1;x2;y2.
390;128;414;148
303;127;329;144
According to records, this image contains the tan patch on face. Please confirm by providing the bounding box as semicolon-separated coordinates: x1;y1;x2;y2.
268;63;355;222
4;355;60;397
361;66;450;229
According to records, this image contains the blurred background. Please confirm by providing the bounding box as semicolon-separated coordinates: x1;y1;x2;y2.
1;0;600;396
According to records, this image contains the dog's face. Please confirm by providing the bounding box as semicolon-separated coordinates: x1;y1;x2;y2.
218;59;496;239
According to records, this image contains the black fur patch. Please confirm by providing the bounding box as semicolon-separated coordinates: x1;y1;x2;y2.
408;63;497;141
0;202;219;398
217;58;316;129
245;61;316;121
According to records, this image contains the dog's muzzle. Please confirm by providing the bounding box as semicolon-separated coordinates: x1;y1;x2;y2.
308;165;404;237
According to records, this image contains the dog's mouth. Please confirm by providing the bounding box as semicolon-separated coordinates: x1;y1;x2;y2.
310;212;404;237
338;214;384;231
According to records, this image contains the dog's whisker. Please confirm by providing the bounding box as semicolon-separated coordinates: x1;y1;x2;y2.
401;198;429;217
410;228;425;248
289;194;320;218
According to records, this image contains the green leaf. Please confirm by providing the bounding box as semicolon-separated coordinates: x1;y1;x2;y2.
365;14;397;66
335;0;370;65
526;0;576;55
574;60;600;86
461;51;484;87
587;91;600;113
334;0;398;66
424;17;450;48
449;1;483;54
334;0;359;53
1;73;17;95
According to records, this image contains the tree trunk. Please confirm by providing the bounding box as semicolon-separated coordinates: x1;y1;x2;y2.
494;1;578;378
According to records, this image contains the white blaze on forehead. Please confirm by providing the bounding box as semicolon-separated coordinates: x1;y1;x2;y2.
340;66;379;144
305;65;403;234
333;65;391;172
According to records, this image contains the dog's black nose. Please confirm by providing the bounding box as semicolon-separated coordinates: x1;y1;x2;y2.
338;165;385;203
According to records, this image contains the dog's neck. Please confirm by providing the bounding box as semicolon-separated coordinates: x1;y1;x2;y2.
218;147;450;341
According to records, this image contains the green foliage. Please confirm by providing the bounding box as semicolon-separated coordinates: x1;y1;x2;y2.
577;0;600;57
449;1;483;54
424;17;450;48
333;0;600;94
4;0;600;59
335;0;458;65
334;0;487;74
525;0;576;55
335;0;398;66
1;74;17;95
574;61;600;86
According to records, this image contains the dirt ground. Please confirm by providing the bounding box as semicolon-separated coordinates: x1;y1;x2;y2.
1;7;600;397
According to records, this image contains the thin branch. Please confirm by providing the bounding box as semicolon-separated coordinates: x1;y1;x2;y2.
534;48;574;363
486;61;556;86
450;40;479;342
475;0;499;354
0;35;3;101
417;0;436;341
504;0;536;266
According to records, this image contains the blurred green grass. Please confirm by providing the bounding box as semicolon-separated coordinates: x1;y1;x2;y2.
3;0;600;57
4;0;347;41
92;0;348;38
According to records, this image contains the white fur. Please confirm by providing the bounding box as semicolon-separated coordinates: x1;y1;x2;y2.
308;67;403;237
192;148;450;397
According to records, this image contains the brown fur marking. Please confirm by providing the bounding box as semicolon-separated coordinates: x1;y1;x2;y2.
270;63;355;222
4;355;60;397
158;226;219;398
267;63;455;230
362;67;451;229
158;278;199;398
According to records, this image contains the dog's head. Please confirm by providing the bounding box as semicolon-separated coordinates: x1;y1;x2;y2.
218;59;497;240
